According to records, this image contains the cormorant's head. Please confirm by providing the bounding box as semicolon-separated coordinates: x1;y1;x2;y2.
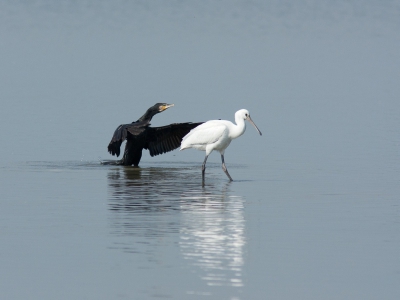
154;103;174;112
139;103;175;122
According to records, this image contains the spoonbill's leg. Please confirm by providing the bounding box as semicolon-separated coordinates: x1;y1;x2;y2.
221;154;233;181
202;154;209;186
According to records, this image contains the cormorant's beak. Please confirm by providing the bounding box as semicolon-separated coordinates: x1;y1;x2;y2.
159;104;174;112
247;115;262;136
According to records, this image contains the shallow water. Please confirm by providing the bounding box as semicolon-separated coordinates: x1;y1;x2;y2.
1;158;399;299
1;1;400;299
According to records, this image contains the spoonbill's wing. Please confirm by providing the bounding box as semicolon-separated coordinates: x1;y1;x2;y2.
144;122;203;157
107;121;149;157
181;121;228;150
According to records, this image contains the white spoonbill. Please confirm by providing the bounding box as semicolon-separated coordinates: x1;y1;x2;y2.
180;109;262;184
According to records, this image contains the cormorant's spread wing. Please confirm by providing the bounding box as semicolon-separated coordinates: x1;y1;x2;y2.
107;122;149;157
144;122;203;157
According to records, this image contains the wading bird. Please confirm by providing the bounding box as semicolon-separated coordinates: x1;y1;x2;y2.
104;103;202;166
180;109;262;184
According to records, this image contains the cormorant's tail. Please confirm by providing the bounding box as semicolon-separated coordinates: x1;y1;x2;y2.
100;159;124;165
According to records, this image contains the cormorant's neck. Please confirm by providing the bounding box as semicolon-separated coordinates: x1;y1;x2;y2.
137;108;158;122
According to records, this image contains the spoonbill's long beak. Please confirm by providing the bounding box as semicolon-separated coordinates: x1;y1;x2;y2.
247;116;262;136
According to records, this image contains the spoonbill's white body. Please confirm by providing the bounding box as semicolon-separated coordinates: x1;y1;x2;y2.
180;109;262;184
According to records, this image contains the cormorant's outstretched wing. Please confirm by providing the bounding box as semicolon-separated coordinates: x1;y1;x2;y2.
144;122;203;157
107;121;149;157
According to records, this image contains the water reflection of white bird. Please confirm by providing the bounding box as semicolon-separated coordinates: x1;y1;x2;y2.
180;109;262;184
179;188;246;289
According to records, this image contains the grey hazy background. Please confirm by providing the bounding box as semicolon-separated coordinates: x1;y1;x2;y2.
1;0;399;166
0;1;399;299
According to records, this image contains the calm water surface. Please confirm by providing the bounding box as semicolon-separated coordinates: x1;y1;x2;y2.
1;156;399;299
1;1;400;299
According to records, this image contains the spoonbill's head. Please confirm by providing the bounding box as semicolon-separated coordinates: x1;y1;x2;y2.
237;109;262;136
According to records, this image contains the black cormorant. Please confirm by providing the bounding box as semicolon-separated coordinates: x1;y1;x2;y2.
104;103;202;166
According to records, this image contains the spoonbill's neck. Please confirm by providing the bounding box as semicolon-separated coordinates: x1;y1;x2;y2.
230;117;246;139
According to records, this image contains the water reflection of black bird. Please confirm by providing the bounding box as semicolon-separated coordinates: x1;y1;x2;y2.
107;164;227;213
104;103;202;166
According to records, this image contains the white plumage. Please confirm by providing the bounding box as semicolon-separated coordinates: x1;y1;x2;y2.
180;109;262;184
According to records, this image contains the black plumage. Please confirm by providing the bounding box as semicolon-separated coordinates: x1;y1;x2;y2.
105;103;202;166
